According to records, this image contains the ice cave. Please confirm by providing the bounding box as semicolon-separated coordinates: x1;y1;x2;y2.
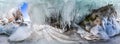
0;0;120;44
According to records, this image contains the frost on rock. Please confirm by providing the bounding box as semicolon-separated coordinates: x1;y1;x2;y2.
78;4;120;40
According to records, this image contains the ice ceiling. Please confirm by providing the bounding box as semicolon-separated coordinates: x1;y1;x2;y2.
0;0;120;25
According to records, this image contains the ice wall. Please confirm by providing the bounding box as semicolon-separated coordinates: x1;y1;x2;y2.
0;0;120;28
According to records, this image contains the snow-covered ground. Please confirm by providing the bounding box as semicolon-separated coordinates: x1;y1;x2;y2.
1;34;120;44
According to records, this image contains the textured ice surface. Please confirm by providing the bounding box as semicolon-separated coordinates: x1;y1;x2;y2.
0;0;120;44
0;0;120;25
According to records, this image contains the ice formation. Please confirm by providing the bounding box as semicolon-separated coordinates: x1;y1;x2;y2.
0;0;120;44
